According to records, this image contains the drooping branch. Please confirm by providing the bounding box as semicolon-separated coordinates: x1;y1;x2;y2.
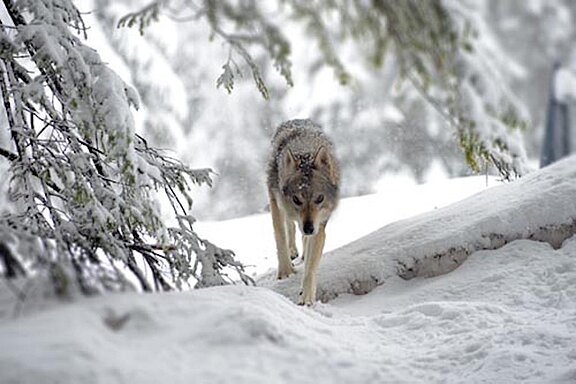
0;0;253;296
119;0;528;179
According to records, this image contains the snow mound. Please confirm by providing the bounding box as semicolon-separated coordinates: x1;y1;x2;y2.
261;155;576;303
0;286;398;383
2;235;576;383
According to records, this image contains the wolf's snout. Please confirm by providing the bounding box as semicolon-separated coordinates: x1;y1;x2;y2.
303;221;314;235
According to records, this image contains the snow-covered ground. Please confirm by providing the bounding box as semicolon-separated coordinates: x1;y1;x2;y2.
1;157;576;384
196;175;501;277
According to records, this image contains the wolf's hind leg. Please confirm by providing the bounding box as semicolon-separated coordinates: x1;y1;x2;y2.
269;193;295;279
299;223;326;305
287;220;299;260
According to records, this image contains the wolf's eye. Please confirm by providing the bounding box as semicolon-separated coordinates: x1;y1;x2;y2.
292;196;302;206
315;195;324;204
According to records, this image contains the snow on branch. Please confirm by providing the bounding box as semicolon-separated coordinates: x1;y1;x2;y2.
120;0;529;179
0;0;252;298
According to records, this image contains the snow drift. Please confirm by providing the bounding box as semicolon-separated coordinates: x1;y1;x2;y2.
1;156;576;383
262;155;576;303
1;237;575;383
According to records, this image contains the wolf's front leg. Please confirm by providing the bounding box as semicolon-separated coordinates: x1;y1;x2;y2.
269;194;295;279
287;220;299;260
299;224;326;305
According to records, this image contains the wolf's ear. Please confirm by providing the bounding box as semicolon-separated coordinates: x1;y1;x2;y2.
282;149;297;171
314;146;336;182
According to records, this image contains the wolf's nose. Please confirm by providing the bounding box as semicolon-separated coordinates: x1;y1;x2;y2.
303;221;314;235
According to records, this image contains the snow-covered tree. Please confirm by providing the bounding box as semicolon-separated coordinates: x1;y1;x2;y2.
122;0;530;180
0;0;251;297
89;0;190;148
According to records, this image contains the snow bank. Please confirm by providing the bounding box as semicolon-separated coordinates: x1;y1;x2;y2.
329;236;576;383
262;155;576;303
1;235;575;383
0;286;399;383
2;157;576;383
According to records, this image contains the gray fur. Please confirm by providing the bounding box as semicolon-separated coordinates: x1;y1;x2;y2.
266;119;340;198
266;118;341;305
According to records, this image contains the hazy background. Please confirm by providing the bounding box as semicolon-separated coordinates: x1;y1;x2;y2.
83;0;576;220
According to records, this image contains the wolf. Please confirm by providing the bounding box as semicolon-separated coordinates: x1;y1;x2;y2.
266;119;340;305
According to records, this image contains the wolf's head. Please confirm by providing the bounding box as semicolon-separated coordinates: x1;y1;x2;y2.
280;146;339;236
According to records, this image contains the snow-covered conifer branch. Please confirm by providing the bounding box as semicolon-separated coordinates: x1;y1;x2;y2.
0;0;252;297
121;0;529;179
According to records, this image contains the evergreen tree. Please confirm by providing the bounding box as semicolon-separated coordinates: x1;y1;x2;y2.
121;0;530;180
0;0;251;297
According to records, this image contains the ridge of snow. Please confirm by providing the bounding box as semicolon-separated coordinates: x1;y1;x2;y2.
261;155;576;303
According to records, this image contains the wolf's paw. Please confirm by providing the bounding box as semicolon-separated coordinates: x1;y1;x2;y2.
298;289;315;306
277;265;296;280
289;249;299;261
